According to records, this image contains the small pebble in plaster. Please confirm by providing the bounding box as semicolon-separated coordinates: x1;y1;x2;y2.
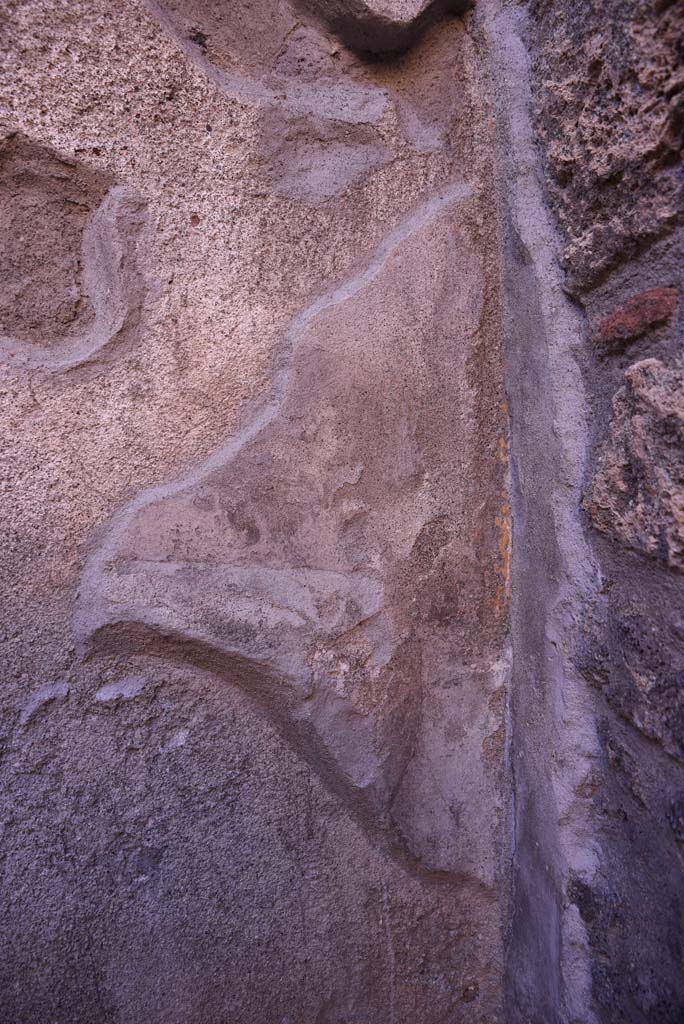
162;728;189;751
462;982;479;1003
19;682;69;726
94;675;146;703
190;213;201;227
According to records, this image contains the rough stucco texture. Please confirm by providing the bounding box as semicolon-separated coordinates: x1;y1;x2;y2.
530;0;684;1020
0;1;509;1022
2;0;684;1020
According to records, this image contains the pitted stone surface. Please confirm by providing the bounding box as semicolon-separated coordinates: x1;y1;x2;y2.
585;358;684;571
528;0;684;1018
529;0;684;291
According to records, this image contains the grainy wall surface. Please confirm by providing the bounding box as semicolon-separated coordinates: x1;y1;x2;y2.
0;2;509;1022
0;0;682;1022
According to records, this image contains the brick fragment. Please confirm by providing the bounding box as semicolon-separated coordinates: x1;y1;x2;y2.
594;286;679;347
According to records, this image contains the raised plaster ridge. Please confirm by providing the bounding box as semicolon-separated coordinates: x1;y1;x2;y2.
73;180;477;884
143;0;391;124
0;184;146;372
483;1;601;1020
75;177;472;638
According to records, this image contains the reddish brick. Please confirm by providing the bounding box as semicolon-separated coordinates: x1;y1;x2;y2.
594;286;679;347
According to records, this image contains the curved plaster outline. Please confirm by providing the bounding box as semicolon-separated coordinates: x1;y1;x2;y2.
75;180;478;882
143;0;391;126
75;179;471;624
0;184;146;372
143;0;402;202
143;0;471;202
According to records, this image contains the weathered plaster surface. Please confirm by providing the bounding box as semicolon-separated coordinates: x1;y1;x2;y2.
1;1;508;1021
1;0;682;1021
